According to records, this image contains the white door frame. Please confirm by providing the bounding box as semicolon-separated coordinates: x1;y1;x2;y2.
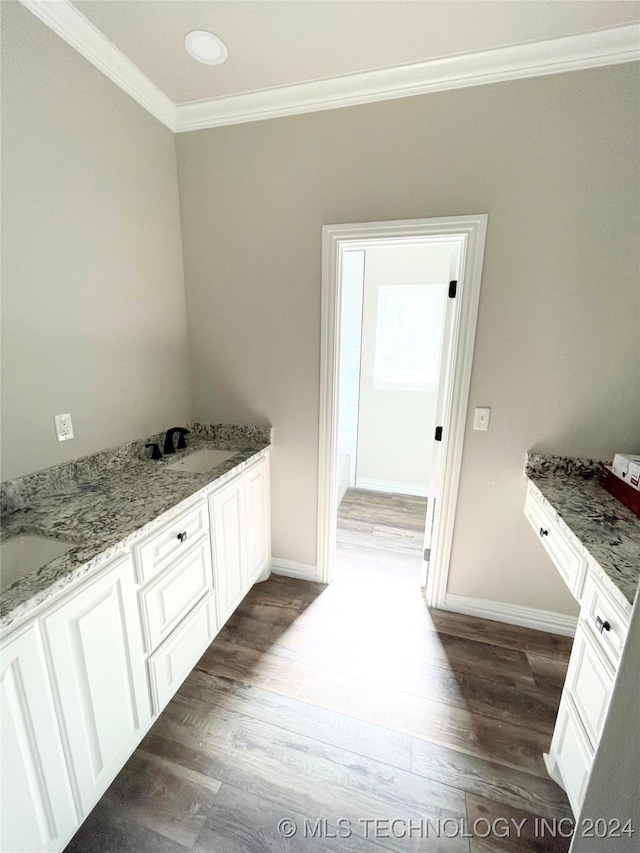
317;214;487;608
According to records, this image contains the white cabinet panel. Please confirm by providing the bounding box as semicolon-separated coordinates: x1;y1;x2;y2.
524;488;587;599
552;697;594;816
245;454;271;584
43;556;150;815
133;500;209;585
148;593;217;715
210;477;248;627
565;624;614;748
0;625;77;853
140;538;213;653
580;571;630;667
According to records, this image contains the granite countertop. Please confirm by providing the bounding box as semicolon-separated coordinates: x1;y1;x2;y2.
526;454;640;609
0;424;270;630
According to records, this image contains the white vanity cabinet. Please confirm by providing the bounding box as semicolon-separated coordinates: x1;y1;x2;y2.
524;482;632;816
42;554;151;817
245;453;271;585
0;446;271;853
0;624;77;853
209;453;271;627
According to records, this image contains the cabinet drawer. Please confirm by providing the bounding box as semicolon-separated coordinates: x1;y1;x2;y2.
565;624;614;748
524;488;587;599
581;571;630;667
139;538;213;653
133;500;209;584
148;593;217;715
553;696;594;817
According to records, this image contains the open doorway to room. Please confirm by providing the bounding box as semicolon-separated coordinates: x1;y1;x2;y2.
317;216;487;607
335;243;451;582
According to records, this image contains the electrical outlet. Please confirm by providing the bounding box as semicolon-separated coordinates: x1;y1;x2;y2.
54;413;74;442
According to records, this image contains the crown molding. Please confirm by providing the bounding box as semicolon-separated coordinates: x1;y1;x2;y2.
175;23;640;131
18;2;639;134
19;0;176;131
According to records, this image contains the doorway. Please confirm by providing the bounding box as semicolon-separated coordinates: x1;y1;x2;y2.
317;215;487;608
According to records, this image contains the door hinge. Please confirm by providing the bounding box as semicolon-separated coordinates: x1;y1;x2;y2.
448;280;457;298
435;426;443;441
423;548;431;562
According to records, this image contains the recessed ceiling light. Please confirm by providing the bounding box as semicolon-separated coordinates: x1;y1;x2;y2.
184;30;227;65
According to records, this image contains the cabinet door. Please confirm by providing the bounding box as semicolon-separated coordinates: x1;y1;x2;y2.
552;696;594;816
245;455;271;585
43;556;150;815
0;625;77;853
210;477;247;627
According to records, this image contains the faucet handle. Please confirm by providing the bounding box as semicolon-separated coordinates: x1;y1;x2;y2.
145;443;162;460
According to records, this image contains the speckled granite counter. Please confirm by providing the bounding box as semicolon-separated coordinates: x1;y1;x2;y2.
0;423;271;630
526;454;640;609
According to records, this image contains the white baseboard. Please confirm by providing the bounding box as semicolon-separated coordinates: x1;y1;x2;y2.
271;558;321;582
355;477;429;497
442;593;577;637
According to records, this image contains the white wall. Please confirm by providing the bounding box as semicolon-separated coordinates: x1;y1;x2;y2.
337;251;364;487
356;243;451;494
0;2;191;480
177;63;639;614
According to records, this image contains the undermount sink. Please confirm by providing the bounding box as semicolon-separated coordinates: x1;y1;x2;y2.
0;534;75;592
166;447;238;474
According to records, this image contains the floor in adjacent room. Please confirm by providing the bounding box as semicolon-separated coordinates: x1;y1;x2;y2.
66;489;573;853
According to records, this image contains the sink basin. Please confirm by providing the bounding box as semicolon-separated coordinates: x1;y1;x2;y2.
0;534;75;592
166;448;238;474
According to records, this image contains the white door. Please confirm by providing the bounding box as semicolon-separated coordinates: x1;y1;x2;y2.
245;455;271;584
421;243;462;591
0;625;77;853
210;477;248;626
42;555;150;815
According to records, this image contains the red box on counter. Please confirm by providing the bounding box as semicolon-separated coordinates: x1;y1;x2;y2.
599;465;640;519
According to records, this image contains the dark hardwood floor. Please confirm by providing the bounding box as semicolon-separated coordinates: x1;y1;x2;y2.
66;490;573;852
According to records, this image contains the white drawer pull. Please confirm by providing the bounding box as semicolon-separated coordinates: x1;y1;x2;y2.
177;531;188;543
595;615;611;634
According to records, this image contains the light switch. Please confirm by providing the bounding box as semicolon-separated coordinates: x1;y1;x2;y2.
473;407;490;431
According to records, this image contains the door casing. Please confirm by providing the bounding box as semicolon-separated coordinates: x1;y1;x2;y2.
317;214;488;607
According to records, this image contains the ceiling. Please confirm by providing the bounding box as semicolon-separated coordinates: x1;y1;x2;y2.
20;1;640;131
72;0;639;105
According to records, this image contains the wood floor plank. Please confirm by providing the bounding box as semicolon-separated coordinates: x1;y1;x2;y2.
410;738;571;820
218;614;557;733
196;637;353;712
465;793;571;852
347;679;551;778
64;798;191;853
233;596;540;691
180;668;413;770
98;750;222;848
194;783;391;853
526;654;570;695
144;699;470;852
428;610;573;661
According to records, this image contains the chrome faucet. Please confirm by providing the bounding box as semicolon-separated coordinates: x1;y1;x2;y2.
163;427;190;455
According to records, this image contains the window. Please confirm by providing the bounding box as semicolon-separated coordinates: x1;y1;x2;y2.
373;284;445;390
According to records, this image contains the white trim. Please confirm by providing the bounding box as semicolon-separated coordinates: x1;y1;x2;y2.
18;3;639;132
318;216;487;594
355;478;429;498
19;0;176;131
443;593;578;637
271;558;319;583
175;25;639;131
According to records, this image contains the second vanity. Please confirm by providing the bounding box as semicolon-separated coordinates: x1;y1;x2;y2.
0;423;271;853
524;454;639;817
